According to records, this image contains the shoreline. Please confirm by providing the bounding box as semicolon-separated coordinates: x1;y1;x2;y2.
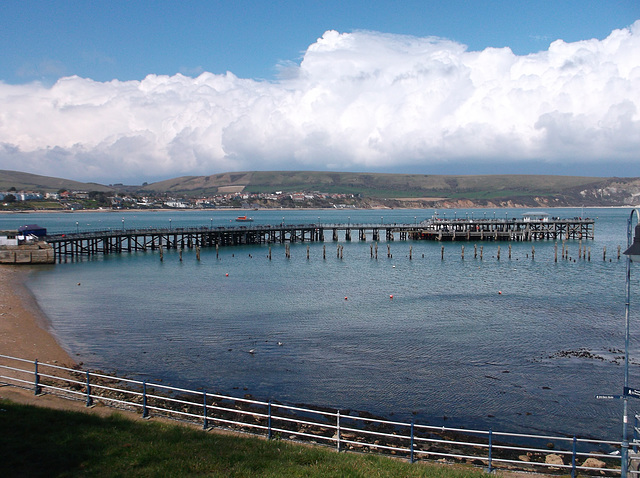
0;265;76;367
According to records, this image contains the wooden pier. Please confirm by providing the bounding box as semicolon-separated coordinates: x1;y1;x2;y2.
44;217;594;262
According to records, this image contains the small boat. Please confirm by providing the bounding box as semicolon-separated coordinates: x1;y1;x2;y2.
235;216;253;222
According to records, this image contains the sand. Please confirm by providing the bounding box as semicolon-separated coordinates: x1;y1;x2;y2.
0;265;75;366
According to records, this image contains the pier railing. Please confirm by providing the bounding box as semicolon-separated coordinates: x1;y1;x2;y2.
0;354;623;476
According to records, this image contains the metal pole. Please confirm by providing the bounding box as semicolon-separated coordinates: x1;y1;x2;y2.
410;420;415;463
142;381;149;418
203;390;208;430
34;359;41;395
571;436;577;478
268;400;272;439
337;410;341;452
487;428;493;473
622;210;636;478
86;371;93;407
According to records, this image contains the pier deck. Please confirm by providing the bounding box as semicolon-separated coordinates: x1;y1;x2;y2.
44;217;594;262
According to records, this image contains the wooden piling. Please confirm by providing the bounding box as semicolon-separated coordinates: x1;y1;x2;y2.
323;244;326;260
307;245;310;260
554;242;558;262
375;243;378;259
196;245;200;261
531;245;535;260
497;246;501;261
269;246;272;260
370;244;373;258
618;245;621;260
480;245;483;260
387;244;391;258
410;245;413;260
508;243;512;259
603;246;606;261
588;247;591;261
216;244;219;259
474;244;477;259
179;249;182;262
159;246;163;262
441;245;444;260
461;245;464;260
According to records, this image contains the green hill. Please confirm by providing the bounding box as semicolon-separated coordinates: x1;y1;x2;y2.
0;170;113;193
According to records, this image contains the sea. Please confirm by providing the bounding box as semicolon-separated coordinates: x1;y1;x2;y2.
3;207;640;440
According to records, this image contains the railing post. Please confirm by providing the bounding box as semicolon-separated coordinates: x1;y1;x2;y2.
410;420;415;463
203;390;208;430
34;359;41;395
142;381;149;418
487;428;493;473
571;435;577;478
85;371;93;407
267;401;272;440
337;410;341;452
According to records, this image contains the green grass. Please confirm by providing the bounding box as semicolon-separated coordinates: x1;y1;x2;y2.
0;399;489;478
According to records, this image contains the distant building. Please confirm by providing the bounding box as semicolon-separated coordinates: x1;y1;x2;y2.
522;212;550;222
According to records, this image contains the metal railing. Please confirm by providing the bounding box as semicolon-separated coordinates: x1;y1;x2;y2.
0;354;623;476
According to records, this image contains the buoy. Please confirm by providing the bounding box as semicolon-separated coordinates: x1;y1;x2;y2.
390;294;393;299
77;282;81;286
226;273;229;277
344;296;348;300
498;291;502;295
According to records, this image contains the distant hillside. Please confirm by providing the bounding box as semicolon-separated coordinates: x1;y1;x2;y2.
2;169;640;207
140;171;640;207
0;170;113;193
141;171;603;196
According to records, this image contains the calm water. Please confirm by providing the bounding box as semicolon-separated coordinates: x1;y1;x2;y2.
4;207;640;439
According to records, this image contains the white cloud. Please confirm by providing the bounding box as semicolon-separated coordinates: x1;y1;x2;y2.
1;21;639;182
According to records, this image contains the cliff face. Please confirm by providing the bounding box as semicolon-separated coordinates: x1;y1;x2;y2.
0;242;54;264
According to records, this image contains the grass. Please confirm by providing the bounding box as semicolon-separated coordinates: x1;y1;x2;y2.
0;399;490;478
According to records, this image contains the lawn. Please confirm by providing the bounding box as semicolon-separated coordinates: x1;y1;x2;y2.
0;399;490;478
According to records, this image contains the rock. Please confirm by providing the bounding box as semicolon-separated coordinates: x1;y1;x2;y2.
546;454;564;466
519;455;531;462
582;457;606;468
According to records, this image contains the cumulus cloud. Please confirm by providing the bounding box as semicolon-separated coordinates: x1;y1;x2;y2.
1;22;639;182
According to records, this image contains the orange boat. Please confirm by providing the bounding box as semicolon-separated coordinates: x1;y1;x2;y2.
235;216;253;222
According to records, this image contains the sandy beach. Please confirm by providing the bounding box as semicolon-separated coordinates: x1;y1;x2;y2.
0;265;75;367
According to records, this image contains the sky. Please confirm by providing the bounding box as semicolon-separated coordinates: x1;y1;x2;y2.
0;1;639;184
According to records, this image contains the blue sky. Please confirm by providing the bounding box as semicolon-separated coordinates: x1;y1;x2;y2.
0;1;639;183
2;0;637;84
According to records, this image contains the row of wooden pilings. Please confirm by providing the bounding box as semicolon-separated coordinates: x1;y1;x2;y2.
154;240;622;263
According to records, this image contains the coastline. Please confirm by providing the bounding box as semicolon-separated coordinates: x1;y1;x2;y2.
0;265;76;367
